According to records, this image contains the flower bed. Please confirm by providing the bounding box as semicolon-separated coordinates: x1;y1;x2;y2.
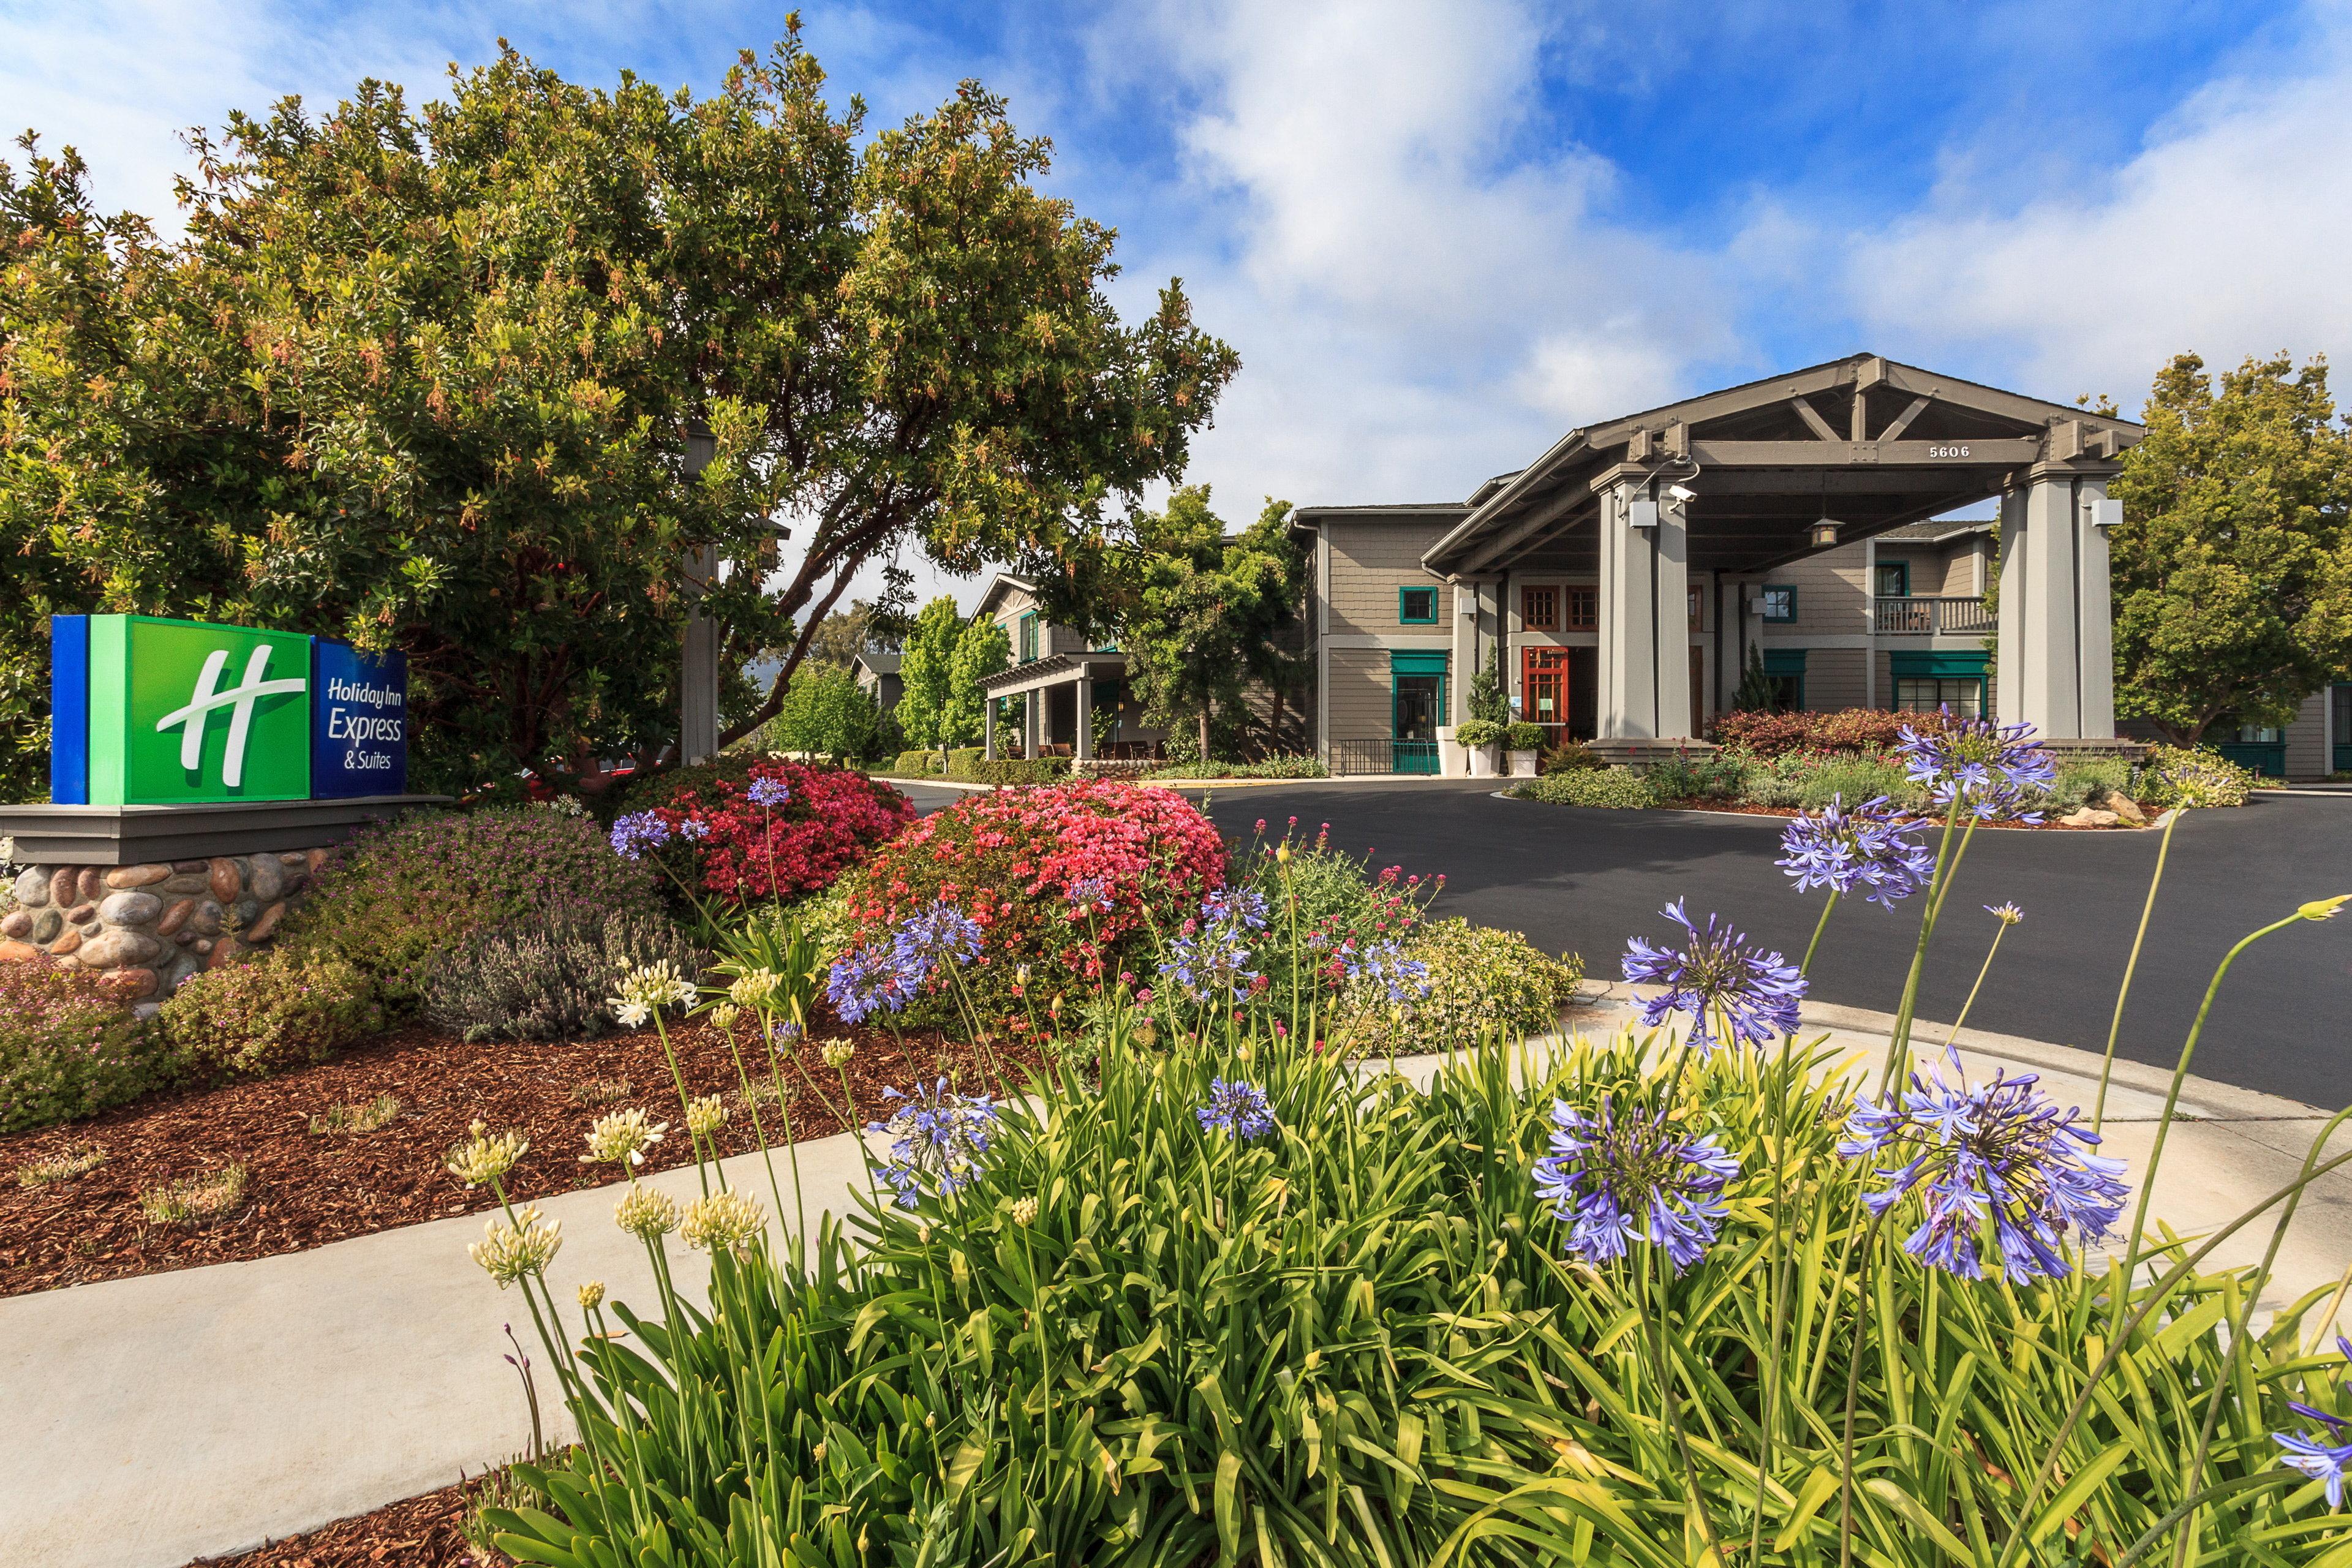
609;758;914;906
826;778;1226;1018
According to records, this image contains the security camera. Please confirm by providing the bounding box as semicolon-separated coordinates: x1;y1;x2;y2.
1665;483;1697;503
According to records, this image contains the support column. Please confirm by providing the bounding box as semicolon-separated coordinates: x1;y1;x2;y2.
1995;464;2119;739
1076;674;1094;761
1024;690;1039;758
984;695;997;760
1450;579;1477;728
1596;477;1692;739
680;546;720;764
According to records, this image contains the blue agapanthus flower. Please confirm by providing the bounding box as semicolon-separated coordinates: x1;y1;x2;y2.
1343;937;1431;1003
892;900;983;971
1621;900;1806;1053
1196;1077;1276;1141
679;816;711;841
2277;1338;2352;1509
1159;922;1261;1004
869;1079;999;1208
1203;885;1270;932
1066;876;1115;913
1894;712;2056;822
1776;794;1936;910
609;811;673;860
1532;1095;1740;1274
745;775;792;809
826;946;910;1025
1841;1050;2131;1283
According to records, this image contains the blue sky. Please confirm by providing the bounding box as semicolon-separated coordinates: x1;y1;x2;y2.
8;0;2348;609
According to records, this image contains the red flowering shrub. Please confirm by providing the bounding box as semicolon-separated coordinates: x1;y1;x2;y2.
624;758;916;906
834;779;1227;1014
1708;706;1953;758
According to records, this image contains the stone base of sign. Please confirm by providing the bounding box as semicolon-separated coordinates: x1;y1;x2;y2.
0;794;448;866
0;794;447;1007
2;850;330;1005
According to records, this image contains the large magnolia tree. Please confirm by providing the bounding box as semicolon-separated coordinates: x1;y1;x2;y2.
2110;352;2352;744
0;28;1235;797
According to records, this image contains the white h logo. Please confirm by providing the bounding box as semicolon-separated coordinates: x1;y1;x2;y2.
154;646;308;788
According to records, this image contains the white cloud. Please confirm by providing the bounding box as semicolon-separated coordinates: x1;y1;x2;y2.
1106;0;1743;510
1844;10;2352;409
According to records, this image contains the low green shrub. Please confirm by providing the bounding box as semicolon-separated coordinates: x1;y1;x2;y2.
889;750;943;777
282;806;661;1011
424;905;708;1042
1143;755;1330;780
953;756;1071;785
1335;917;1583;1052
945;747;986;778
1540;739;1602;772
1709;705;1953;758
2139;744;2256;808
1232;826;1436;989
0;963;172;1134
1503;722;1547;751
1645;748;1752;801
2042;756;2136;814
157;949;384;1079
1510;765;1654;808
1741;748;1927;811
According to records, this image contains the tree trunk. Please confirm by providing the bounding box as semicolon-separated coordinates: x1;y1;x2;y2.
1198;703;1212;764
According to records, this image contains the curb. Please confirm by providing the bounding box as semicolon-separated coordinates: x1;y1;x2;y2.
1490;790;2178;834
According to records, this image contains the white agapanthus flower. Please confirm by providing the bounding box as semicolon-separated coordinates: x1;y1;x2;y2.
469;1206;561;1287
614;1183;682;1240
680;1189;766;1254
445;1121;528;1188
580;1108;668;1168
685;1095;728;1138
609;960;699;1027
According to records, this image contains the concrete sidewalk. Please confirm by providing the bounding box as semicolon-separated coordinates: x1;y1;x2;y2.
7;1002;2350;1568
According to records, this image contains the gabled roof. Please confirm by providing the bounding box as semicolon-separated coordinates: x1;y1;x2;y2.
972;573;1038;620
851;650;902;676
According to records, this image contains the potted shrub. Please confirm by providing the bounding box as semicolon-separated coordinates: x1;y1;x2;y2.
1454;718;1504;777
1504;722;1545;777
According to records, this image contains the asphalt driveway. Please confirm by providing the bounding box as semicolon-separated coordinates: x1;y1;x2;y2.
1194;781;2352;1109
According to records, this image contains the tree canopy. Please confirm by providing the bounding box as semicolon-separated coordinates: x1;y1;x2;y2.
941;614;1010;749
2110;352;2352;744
0;26;1235;797
889;596;965;756
1111;487;1304;761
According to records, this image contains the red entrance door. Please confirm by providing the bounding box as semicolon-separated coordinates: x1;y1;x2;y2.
1523;646;1569;745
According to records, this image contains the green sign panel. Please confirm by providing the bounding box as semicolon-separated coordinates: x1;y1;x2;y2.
86;617;312;804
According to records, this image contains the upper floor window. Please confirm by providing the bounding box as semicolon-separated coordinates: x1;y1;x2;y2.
1564;586;1598;630
1019;613;1039;662
1758;585;1797;624
1521;585;1557;631
1398;586;1439;625
1875;562;1910;598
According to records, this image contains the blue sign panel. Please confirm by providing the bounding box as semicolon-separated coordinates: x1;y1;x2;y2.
51;615;90;805
310;642;409;797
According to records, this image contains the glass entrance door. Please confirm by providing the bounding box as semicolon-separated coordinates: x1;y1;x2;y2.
1523;647;1568;747
1392;674;1441;774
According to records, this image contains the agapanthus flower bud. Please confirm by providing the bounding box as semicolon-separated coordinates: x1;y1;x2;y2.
580;1107;667;1167
446;1122;529;1188
685;1095;728;1137
709;1002;742;1031
468;1207;561;1287
680;1189;766;1253
1011;1196;1039;1226
614;1183;681;1240
577;1281;606;1311
821;1039;856;1069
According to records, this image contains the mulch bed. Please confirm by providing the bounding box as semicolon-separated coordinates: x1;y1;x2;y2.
2;1017;1038;1300
189;1480;482;1567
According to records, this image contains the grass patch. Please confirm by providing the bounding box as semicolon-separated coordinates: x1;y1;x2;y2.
16;1145;106;1188
571;1077;633;1107
138;1164;250;1226
309;1093;402;1135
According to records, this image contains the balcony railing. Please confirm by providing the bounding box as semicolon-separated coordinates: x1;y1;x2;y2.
1872;595;1993;635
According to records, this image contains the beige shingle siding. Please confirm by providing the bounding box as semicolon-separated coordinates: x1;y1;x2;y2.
2287;690;2329;780
1325;518;1455;636
1803;649;1868;712
1327;646;1394;743
1754;551;1868;635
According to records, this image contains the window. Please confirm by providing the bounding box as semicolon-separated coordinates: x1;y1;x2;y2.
1688;587;1703;631
1758;585;1797;623
1018;613;1038;663
1762;649;1806;712
2334;685;2352;774
1521;585;1557;631
1896;677;1983;718
1875;561;1910;598
1564;586;1598;630
1398;586;1439;624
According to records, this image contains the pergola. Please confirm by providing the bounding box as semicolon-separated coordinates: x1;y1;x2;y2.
1420;353;2144;750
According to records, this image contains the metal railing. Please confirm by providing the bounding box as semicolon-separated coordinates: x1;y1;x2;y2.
1872;595;1993;635
1330;739;1441;776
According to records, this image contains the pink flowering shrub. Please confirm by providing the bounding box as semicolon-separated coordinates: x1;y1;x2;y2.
623;758;916;907
0;962;173;1133
834;779;1227;1017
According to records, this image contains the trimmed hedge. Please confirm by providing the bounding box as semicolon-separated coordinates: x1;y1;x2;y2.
1708;706;1955;758
1509;767;1655;809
